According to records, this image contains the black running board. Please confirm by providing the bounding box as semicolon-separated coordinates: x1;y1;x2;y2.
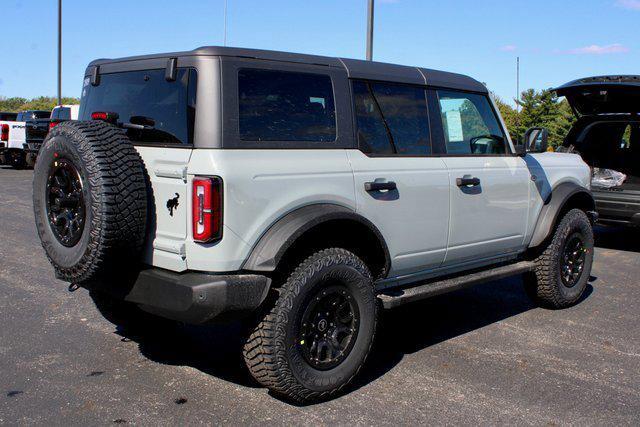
377;261;535;309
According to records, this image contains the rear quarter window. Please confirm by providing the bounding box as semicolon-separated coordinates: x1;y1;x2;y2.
238;68;336;142
79;68;197;145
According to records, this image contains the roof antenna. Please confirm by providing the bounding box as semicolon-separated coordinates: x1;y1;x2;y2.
223;0;228;47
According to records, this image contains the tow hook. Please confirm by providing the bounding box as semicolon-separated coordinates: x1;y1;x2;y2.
586;210;599;225
68;283;80;292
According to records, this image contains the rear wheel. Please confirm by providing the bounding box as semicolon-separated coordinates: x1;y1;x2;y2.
243;248;378;402
524;209;594;308
8;150;26;169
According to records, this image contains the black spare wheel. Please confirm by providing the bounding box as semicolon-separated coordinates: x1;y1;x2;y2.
33;121;148;285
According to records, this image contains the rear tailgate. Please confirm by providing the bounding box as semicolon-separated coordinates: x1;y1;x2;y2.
25;119;51;151
555;76;640;116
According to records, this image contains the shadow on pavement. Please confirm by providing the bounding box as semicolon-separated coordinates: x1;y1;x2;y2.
96;274;593;404
594;225;640;252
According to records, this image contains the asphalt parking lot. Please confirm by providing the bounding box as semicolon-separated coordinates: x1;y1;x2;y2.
1;166;639;425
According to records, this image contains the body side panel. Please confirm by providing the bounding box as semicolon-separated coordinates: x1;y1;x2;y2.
185;149;356;272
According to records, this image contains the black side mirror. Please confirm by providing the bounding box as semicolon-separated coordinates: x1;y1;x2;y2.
523;127;549;153
514;144;527;157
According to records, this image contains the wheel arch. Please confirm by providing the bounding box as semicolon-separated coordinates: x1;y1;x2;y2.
242;204;391;280
528;182;596;248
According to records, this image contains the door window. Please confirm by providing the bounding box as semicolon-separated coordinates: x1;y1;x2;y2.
437;90;507;155
353;81;431;156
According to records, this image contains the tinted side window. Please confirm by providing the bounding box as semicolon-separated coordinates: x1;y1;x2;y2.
238;69;336;142
79;68;196;145
437;90;506;155
371;83;431;155
352;81;394;154
353;81;431;155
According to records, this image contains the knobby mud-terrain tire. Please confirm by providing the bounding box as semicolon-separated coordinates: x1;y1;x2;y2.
243;248;378;403
33;121;148;285
524;208;594;309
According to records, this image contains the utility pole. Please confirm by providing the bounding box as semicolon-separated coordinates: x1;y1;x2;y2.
57;0;62;106
516;56;520;127
223;0;228;46
366;0;374;60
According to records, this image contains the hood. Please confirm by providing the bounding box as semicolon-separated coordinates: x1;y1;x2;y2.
555;75;640;116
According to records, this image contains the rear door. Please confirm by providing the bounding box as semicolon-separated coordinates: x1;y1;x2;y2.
79;67;197;271
348;80;450;277
433;89;530;266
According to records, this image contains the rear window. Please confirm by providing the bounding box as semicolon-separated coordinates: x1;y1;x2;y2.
79;68;196;145
52;107;71;120
23;111;50;120
0;113;17;121
238;69;336;142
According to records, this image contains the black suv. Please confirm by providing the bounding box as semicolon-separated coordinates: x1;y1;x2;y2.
556;76;640;226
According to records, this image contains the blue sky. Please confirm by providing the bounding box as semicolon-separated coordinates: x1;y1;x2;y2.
1;0;639;105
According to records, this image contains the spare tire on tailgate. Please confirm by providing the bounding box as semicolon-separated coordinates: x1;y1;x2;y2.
33;121;148;285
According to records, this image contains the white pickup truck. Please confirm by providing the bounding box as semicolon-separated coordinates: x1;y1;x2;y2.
0;112;27;169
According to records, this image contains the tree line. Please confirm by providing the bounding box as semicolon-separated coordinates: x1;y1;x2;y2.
2;89;575;149
492;88;575;149
0;96;80;113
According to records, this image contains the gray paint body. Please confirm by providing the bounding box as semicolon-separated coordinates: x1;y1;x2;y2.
80;46;593;286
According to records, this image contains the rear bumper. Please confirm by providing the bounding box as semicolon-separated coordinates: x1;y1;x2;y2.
594;190;640;226
107;268;271;324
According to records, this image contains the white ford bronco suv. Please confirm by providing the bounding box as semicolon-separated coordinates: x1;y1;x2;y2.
33;47;596;402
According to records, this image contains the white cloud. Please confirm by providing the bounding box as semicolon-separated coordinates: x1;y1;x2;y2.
500;45;517;52
615;0;640;10
560;43;630;55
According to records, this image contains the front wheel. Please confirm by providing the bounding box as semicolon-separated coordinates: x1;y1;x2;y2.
243;248;378;403
524;208;594;308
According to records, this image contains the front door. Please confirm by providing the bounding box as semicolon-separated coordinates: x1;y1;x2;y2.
348;80;450;277
434;89;530;266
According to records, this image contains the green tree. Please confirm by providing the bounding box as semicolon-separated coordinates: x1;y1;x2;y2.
0;97;28;112
512;88;575;149
0;96;79;113
490;92;518;141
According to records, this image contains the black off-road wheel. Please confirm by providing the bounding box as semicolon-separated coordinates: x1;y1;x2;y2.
8;150;26;169
524;208;594;308
243;248;378;403
33;121;148;286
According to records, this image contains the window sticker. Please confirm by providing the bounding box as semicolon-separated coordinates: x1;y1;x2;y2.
445;110;464;142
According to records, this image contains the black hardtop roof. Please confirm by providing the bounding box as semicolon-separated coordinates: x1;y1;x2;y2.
88;46;487;93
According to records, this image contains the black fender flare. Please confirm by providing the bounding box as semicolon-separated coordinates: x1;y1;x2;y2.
242;204;391;275
528;182;595;248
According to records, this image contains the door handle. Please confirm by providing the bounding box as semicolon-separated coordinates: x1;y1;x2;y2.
365;181;397;192
456;175;481;187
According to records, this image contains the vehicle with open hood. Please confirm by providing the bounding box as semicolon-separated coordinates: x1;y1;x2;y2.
556;76;640;226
